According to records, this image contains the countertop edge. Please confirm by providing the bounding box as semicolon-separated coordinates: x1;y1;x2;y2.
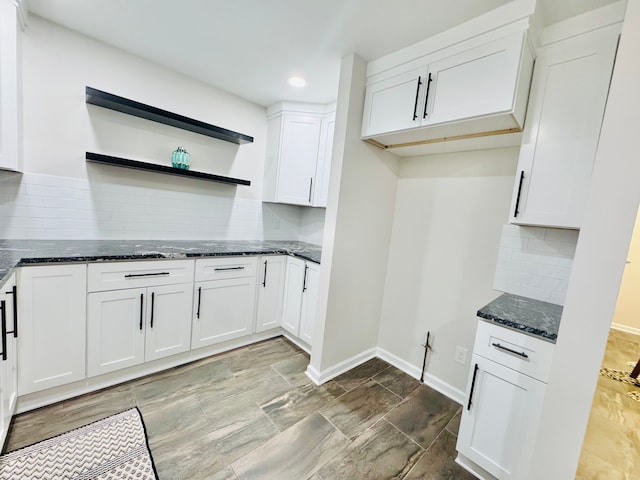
0;246;321;290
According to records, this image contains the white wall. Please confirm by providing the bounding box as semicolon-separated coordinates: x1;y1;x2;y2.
309;54;400;378
0;15;325;242
377;147;517;397
611;206;640;333
529;0;640;477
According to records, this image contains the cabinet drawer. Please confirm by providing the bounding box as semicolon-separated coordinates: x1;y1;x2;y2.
195;257;258;282
473;320;555;383
88;260;195;292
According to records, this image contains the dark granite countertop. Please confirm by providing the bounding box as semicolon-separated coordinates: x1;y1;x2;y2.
477;293;562;343
0;239;321;286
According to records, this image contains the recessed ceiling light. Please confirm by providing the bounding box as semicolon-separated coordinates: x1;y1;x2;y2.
288;76;306;88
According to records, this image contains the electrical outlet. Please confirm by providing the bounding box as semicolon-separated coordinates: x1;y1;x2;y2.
454;346;467;365
273;218;281;230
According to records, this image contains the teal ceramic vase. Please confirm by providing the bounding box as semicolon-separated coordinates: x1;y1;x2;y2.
171;147;190;170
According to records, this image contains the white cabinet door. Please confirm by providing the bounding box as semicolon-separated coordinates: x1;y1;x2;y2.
425;32;527;127
256;256;286;333
299;262;320;345
0;274;18;447
0;0;21;172
313;113;336;208
457;354;546;480
144;283;193;362
192;277;256;349
18;265;87;395
87;288;146;377
361;31;533;149
281;257;306;336
362;68;425;137
509;26;619;228
274;115;322;206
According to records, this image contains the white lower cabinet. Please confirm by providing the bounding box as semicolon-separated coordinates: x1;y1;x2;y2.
191;257;257;349
0;273;18;446
255;256;286;333
17;264;87;395
87;283;194;377
281;257;320;346
457;321;554;480
86;261;195;377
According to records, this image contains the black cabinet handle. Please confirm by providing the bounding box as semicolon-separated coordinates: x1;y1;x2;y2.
150;292;155;328
492;342;529;359
423;73;433;119
5;286;17;338
514;170;525;218
467;363;479;411
263;260;268;288
139;293;144;331
308;178;313;203
125;272;170;278
0;301;6;362
412;77;423;121
302;265;309;293
196;286;202;319
214;266;245;272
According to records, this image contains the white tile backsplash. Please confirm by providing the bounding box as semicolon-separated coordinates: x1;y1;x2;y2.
0;172;325;242
494;224;578;305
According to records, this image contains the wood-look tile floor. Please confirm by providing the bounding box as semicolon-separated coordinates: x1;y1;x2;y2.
577;328;640;479
5;337;474;480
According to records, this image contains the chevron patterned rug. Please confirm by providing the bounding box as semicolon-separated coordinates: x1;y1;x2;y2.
0;407;158;479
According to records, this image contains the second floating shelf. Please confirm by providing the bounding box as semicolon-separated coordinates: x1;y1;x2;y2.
86;152;251;186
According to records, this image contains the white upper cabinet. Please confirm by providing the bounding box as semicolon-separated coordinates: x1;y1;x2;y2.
263;102;335;207
361;29;534;152
509;25;620;229
0;0;23;172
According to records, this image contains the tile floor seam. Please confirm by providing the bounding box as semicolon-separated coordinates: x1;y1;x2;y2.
380;415;428;454
270;363;295;387
373;379;405;401
316;410;352;444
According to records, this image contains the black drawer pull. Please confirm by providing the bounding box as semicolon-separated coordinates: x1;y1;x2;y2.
6;286;17;338
125;272;170;278
412;77;422;121
196;286;202;319
422;72;433;118
513;170;525;218
302;265;309;293
139;293;144;331
0;301;6;361
214;266;245;272
467;363;479;411
263;260;268;288
492;342;529;359
150;292;155;328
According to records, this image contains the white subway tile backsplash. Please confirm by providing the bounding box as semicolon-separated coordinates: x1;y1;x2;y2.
493;224;578;305
0;172;325;243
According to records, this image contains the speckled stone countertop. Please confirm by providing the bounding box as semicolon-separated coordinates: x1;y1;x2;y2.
477;293;562;343
0;239;321;285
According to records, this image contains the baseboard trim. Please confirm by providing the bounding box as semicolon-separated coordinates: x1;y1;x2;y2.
306;347;378;385
611;322;640;336
377;347;466;405
282;333;311;354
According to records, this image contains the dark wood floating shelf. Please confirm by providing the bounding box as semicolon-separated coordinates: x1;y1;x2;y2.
85;86;254;145
86;152;251;186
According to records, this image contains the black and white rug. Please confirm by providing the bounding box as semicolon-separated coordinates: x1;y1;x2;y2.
599;362;640;403
0;407;158;479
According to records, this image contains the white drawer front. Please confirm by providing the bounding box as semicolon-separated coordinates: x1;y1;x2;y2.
473;320;555;383
88;260;195;292
195;257;258;282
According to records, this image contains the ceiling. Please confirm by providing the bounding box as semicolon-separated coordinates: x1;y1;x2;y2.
28;0;622;108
